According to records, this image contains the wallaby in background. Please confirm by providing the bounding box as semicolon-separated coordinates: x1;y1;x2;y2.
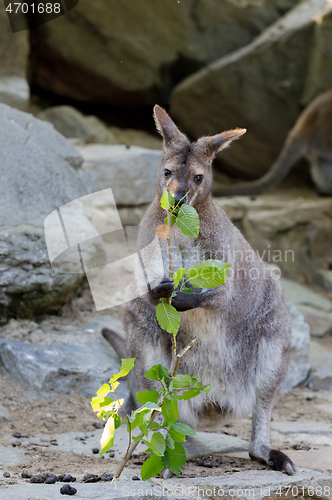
215;90;332;196
103;105;296;476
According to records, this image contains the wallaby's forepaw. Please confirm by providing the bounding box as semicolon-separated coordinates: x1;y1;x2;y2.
268;449;296;475
172;291;200;311
151;277;174;300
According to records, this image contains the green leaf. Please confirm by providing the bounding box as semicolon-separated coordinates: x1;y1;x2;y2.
171;423;196;436
156;301;181;335
96;383;110;397
168;427;186;442
204;384;212;394
160;190;175;210
186;260;230;288
162;396;179;426
136;390;160;405
100;415;115;455
162;442;186;476
149;422;160;430
114;414;122;429
172;374;192;389
132;435;143;442
110;358;136;386
141;454;164;481
176;204;199;237
150;432;166;456
136;402;161;412
182;287;193;294
166;435;175;449
172;268;188;288
178;388;201;400
144;364;169;383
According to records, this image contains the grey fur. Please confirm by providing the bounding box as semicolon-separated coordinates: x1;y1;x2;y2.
122;106;295;475
215;90;332;196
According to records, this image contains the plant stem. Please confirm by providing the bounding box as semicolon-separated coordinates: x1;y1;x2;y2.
166;209;178;372
113;409;159;483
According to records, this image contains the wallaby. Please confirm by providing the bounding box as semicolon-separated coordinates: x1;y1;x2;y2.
215;90;332;196
103;105;295;476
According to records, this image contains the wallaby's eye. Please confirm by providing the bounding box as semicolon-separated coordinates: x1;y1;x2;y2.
194;174;204;184
164;169;172;178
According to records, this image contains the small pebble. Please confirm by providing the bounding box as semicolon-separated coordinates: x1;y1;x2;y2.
108;451;115;457
197;459;204;466
60;484;77;495
3;472;10;478
12;432;21;438
57;474;65;482
12;441;21;447
62;475;73;482
101;473;113;482
45;475;57;484
132;475;140;481
83;473;100;483
21;470;32;479
92;447;99;454
31;474;44;483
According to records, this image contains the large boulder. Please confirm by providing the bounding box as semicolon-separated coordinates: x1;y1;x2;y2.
281;302;310;393
171;0;332;179
78;144;162;206
37;105;162;149
0;4;29;110
0;104;93;322
29;0;297;106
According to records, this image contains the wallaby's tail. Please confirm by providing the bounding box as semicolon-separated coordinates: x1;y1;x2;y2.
102;328;140;406
214;140;307;197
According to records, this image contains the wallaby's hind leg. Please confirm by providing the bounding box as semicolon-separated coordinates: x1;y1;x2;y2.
249;392;296;475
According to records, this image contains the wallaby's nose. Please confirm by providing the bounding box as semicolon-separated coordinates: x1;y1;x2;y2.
174;193;188;206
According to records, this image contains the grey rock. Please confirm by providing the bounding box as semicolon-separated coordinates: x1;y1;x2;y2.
0;104;94;320
0;338;131;405
0;480;171;500
298;305;332;337
78;145;162;206
283;279;332;312
153;469;332;500
0;4;29;110
0;403;10;423
185;432;248;458
307;340;332;391
0;445;26;466
38;106;163;150
171;0;332;178
280;302;310;392
314;269;332;292
38;106;118;145
308;370;332;391
30;0;298;107
0;77;29;111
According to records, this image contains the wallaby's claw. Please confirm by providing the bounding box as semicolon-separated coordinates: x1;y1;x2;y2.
268;450;296;475
151;277;174;299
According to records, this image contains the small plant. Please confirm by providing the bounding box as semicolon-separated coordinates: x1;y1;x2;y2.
91;190;230;481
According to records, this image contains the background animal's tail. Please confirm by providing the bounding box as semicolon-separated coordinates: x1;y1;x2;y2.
214;140;307;197
102;328;140;406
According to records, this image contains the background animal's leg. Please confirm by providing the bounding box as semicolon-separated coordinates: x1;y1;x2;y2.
250;393;296;475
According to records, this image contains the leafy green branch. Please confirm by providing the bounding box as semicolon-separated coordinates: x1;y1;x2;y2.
91;190;231;482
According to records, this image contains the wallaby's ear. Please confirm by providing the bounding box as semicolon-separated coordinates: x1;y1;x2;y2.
197;128;247;159
153;105;184;146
